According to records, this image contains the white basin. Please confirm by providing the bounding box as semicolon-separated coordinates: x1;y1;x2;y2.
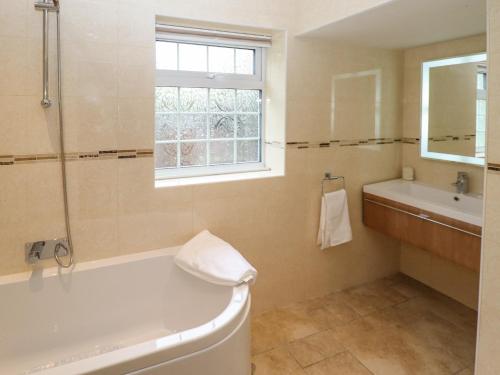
363;179;483;226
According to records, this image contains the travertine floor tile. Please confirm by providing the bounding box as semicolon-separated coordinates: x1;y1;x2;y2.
288;330;345;367
252;302;326;354
251;276;477;375
333;309;468;375
252;347;305;375
381;273;435;299
304;351;372;375
334;281;408;316
395;293;477;338
309;295;361;329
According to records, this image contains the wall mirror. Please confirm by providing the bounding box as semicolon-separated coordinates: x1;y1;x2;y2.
421;52;487;166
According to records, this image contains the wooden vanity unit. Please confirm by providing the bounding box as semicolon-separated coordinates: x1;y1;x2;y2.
363;192;482;271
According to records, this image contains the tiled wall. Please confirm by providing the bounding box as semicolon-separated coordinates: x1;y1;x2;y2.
0;0;403;313
399;35;486;310
476;0;500;373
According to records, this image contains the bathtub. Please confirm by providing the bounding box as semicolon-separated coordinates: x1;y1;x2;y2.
0;247;251;375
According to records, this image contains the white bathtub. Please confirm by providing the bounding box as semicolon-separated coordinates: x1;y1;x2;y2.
363;179;483;226
0;247;251;375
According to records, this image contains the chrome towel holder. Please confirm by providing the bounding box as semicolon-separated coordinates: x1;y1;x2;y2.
321;172;346;195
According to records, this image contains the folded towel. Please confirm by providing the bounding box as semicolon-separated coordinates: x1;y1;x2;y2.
174;230;258;286
317;189;352;249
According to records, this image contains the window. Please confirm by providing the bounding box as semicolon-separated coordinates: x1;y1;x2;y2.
155;25;270;180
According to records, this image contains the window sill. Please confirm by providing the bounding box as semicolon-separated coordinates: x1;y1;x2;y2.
155;168;283;188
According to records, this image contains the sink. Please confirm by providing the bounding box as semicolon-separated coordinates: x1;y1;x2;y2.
363;179;483;226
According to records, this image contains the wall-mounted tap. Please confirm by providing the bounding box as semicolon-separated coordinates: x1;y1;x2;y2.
25;239;68;264
26;241;46;264
452;172;469;194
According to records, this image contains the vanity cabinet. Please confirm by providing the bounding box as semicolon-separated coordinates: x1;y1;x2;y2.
363;192;481;271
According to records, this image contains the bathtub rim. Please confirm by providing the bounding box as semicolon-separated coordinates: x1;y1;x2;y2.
1;246;250;375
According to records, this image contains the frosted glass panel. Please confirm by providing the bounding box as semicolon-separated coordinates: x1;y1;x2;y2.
155;143;177;168
181;142;206;166
180;88;208;112
179;44;207;72
155;114;177;141
237;114;259;138
237;90;260;112
237;140;259;162
155;87;178;112
210;114;235;138
180;114;207;140
210;141;234;164
156;42;177;70
210;89;236;112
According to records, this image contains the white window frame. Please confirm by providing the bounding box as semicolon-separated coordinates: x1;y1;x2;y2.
155;32;268;181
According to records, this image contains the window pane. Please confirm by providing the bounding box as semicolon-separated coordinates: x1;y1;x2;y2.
180;88;207;112
180;114;207;140
210;114;235;138
237;140;259;162
235;49;254;74
180;142;206;166
237;114;259;138
237;90;260;112
210;89;235;112
179;44;207;72
156;87;178;112
210;141;234;164
208;46;235;74
155;143;177;168
156;42;177;70
155;114;178;141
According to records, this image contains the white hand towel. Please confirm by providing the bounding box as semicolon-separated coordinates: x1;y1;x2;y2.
174;230;258;286
317;189;352;250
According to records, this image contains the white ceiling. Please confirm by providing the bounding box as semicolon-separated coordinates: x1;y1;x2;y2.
298;0;486;49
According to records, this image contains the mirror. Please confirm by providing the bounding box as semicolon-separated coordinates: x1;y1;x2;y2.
421;53;487;166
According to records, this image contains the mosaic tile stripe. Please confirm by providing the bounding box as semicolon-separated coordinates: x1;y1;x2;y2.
285;137;402;149
0;149;154;166
487;163;500;172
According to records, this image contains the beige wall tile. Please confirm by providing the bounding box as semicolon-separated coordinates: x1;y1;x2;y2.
0;0;401;317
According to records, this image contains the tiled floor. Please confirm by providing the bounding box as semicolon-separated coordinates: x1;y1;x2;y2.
251;274;477;375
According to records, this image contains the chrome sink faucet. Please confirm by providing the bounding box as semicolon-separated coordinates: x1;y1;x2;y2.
452;172;469;194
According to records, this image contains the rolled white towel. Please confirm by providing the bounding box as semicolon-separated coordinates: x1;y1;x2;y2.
174;230;258;286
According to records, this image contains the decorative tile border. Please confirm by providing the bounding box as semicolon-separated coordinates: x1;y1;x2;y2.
285;137;402;149
0;149;153;166
402;135;477;145
487;163;500;173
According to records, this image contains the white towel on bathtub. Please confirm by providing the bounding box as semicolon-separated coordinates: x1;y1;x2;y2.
174;230;258;286
317;189;352;249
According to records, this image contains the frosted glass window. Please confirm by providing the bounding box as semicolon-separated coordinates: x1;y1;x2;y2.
154;87;261;169
155;36;265;176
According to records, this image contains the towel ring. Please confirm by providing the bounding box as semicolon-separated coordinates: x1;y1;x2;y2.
321;173;345;196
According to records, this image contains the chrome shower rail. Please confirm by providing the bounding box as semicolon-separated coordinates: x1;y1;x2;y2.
33;0;74;268
35;0;59;108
